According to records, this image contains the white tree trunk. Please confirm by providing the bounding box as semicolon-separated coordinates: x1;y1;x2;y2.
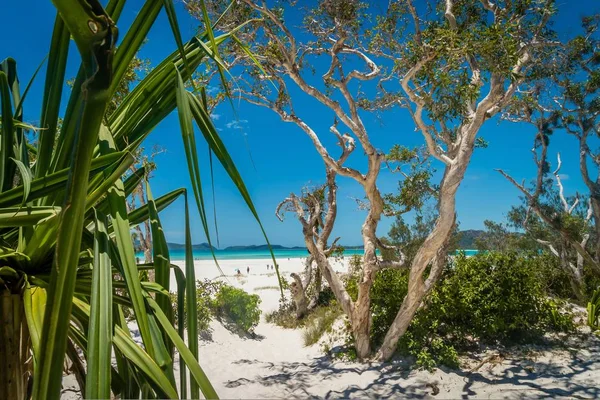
376;156;465;361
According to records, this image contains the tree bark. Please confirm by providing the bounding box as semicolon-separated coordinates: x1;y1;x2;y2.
562;249;586;303
351;178;384;359
0;290;29;400
290;273;309;319
308;267;322;309
567;271;586;303
376;155;465;361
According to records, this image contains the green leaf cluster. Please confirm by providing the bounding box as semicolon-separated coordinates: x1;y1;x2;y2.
345;252;575;370
0;1;275;398
211;284;262;333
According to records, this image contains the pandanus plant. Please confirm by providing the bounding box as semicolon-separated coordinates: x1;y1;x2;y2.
0;0;278;399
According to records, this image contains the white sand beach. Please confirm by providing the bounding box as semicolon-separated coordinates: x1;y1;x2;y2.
170;256;350;291
167;257;600;399
61;256;600;399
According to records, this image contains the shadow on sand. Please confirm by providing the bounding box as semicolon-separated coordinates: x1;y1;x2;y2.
224;340;600;399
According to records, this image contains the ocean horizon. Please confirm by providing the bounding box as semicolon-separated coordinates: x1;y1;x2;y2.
136;248;479;261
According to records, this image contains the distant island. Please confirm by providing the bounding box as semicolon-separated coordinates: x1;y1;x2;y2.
166;242;215;251
455;229;485;249
164;232;487;252
164;243;366;251
224;244;306;251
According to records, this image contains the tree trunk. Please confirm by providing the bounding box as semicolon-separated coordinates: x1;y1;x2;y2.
375;279;425;361
351;171;385;359
563;250;586;303
290;273;309;319
144;247;152;264
308;268;322;309
376;158;465;361
567;275;586;304
0;290;30;400
351;291;372;359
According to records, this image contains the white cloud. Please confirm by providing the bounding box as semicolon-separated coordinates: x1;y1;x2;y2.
210;113;221;120
558;173;569;181
225;119;248;130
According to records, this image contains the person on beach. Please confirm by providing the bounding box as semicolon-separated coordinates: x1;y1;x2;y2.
247;266;250;274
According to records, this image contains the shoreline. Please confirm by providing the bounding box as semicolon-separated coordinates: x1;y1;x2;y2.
169;257;351;292
143;249;481;263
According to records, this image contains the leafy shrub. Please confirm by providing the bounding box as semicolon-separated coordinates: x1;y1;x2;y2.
439;252;553;341
279;276;290;291
196;280;223;331
316;286;336;307
344;252;576;370
171;279;260;333
533;252;600;302
212;284;262;332
531;253;574;300
266;294;342;336
588;287;600;330
543;298;576;332
348;254;363;277
265;298;299;328
302;305;342;346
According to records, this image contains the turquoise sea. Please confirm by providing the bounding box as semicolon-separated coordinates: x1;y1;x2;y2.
138;248;479;261
455;249;479;257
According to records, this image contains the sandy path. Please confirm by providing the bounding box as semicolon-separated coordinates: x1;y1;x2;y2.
61;257;600;398
174;258;600;399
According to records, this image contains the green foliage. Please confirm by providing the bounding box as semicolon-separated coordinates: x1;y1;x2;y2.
316;286;336;307
212;284;262;333
345;252;576;370
588;287;600;330
431;253;575;342
171;279;222;331
266;293;341;342
387;208;461;264
172;280;262;334
265;299;299;328
302;305;343;346
196;280;223;331
384;145;436;217
543;298;576;332
0;1;273;397
473;219;536;253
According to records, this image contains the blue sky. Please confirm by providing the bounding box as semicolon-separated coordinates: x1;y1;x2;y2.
2;1;598;248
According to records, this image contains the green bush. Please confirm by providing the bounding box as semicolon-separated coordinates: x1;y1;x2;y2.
265;298;299;328
588;287;600;330
344;252;576;370
212;284;262;332
439;252;552;342
196;280;223;331
526;253;568;299
171;279;222;331
266;293;343;348
170;280;261;333
302;305;343;346
316;286;336;307
543;298;576;332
